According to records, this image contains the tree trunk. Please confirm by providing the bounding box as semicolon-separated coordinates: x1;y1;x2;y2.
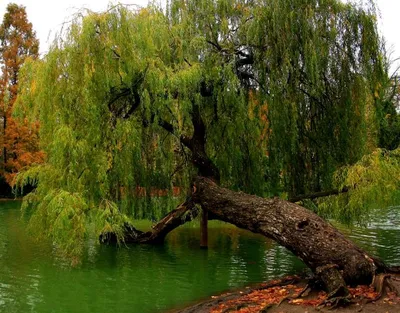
191;177;386;294
103;176;390;296
100;199;199;244
2;113;7;169
288;186;349;202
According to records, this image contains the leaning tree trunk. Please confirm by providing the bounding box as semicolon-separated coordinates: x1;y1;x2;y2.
101;176;392;298
191;177;387;297
100;199;199;244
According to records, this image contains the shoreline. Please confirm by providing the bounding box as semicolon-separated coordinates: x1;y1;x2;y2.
171;274;400;313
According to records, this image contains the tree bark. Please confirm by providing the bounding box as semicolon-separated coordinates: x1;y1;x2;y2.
101;176;394;297
191;177;384;291
100;199;198;244
288;187;349;203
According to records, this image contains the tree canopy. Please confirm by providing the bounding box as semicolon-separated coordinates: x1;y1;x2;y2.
0;3;43;187
14;0;398;259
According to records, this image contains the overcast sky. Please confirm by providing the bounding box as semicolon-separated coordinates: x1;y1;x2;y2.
0;0;399;73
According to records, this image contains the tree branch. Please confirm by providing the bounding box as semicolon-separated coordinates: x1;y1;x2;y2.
157;118;192;150
289;187;349;203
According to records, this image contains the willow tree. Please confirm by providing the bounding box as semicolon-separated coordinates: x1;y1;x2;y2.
15;0;398;301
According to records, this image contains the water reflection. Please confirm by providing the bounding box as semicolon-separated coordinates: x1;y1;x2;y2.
336;206;400;266
0;201;399;313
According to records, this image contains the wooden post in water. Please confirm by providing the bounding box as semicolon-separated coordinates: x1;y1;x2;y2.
200;207;208;248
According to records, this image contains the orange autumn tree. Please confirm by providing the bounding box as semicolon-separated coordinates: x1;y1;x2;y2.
0;3;43;186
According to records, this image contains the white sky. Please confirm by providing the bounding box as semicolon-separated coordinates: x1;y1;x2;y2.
0;0;399;73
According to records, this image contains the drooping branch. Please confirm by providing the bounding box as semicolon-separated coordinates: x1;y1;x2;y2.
100;198;199;244
156;118;192;149
236;52;254;67
107;66;149;120
108;86;141;120
289;187;349;203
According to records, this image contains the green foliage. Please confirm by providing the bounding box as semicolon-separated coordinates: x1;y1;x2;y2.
249;0;385;196
378;85;400;150
380;112;400;150
13;0;390;260
95;199;132;243
316;148;400;224
21;188;88;264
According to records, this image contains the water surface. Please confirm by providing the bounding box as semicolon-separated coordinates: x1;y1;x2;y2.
0;201;399;313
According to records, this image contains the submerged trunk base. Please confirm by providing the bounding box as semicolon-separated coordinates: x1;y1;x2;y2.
99;199;198;244
190;177;386;291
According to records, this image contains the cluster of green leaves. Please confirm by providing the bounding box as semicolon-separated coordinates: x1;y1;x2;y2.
314;148;400;224
378;79;400;150
251;0;386;196
13;0;393;260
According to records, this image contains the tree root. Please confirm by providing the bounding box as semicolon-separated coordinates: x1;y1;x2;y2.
259;303;274;312
318;294;353;310
315;264;351;307
296;284;312;298
369;273;399;301
317;282;353;309
222;303;250;313
276;283;311;307
353;274;399;312
257;275;301;290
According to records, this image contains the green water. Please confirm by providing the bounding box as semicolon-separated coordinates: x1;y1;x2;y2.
0;201;399;313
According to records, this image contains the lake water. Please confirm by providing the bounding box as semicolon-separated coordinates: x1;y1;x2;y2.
0;201;399;313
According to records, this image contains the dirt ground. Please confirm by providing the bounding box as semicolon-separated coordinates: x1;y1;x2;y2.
173;274;400;313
